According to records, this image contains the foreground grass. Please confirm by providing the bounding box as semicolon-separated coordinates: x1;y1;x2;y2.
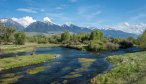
91;51;146;84
0;54;59;71
0;43;61;53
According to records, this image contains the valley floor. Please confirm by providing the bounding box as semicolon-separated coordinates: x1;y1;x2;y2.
91;51;146;84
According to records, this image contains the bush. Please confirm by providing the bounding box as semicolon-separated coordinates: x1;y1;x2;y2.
106;42;119;50
37;38;48;44
14;31;26;45
140;30;146;49
88;40;106;52
61;31;70;42
90;30;104;40
119;40;133;48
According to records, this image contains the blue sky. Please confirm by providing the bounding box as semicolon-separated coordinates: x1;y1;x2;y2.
0;0;146;27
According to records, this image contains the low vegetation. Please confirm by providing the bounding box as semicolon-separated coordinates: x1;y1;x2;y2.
0;43;61;53
91;51;146;84
0;54;59;71
139;30;146;50
0;22;139;53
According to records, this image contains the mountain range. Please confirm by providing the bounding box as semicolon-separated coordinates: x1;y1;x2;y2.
0;18;138;38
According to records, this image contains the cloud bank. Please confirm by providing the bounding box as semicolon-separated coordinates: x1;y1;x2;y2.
16;8;37;13
106;22;146;35
12;16;36;27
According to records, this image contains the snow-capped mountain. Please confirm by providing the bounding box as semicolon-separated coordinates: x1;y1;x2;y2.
0;18;24;30
105;23;146;35
0;18;139;37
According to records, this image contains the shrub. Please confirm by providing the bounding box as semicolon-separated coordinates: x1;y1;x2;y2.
90;30;104;40
119;40;133;48
140;30;146;50
88;40;106;52
14;31;26;45
106;42;119;50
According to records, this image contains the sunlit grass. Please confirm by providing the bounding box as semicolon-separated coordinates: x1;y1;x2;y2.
0;75;22;84
0;43;61;53
0;54;59;71
27;66;45;75
91;51;146;84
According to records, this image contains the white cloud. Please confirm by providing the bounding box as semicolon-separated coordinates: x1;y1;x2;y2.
43;17;52;22
12;16;36;27
16;8;37;13
0;19;8;22
106;22;146;35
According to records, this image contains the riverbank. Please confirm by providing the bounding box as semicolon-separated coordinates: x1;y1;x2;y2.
0;43;61;54
0;54;59;71
90;51;146;84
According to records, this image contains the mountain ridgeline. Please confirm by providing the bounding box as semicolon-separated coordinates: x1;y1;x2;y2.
1;18;138;38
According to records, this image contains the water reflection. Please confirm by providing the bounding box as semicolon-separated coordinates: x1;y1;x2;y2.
0;47;141;84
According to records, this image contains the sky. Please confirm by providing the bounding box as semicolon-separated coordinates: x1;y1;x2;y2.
0;0;146;34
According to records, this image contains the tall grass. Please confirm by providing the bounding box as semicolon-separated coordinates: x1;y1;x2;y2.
91;51;146;84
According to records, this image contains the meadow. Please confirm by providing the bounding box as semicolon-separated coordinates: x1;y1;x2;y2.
91;51;146;84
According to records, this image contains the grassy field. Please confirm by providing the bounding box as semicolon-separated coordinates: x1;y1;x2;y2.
0;43;61;53
91;51;146;84
0;54;59;71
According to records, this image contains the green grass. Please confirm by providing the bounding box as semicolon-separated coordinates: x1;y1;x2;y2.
91;51;146;84
27;66;45;75
0;54;59;71
0;43;61;53
0;75;22;84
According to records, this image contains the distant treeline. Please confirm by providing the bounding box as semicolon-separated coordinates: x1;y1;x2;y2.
0;22;146;51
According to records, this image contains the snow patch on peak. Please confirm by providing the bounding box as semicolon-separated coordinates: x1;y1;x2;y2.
64;22;72;26
43;17;52;23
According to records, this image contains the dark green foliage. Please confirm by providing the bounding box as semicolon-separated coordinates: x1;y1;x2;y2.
48;35;61;43
28;35;49;44
61;31;70;42
140;30;146;49
0;23;5;44
90;30;104;40
14;31;26;45
88;40;119;52
119;40;133;48
88;40;106;52
111;38;122;43
0;23;16;44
